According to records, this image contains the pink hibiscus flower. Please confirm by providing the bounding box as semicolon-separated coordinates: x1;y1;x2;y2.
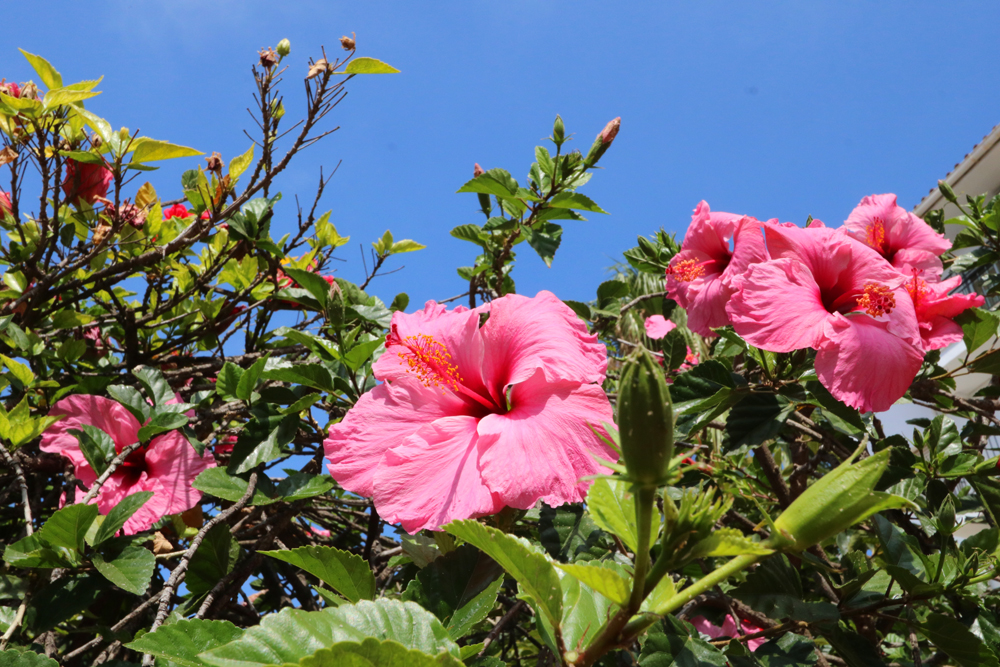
643;315;699;368
727;224;923;413
41;395;214;534
162;203;193;219
665;203;770;337
690;615;766;651
842;194;950;277
905;273;984;351
324;291;615;534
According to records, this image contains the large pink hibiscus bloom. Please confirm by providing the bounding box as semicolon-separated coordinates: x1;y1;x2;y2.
727;224;923;413
905;273;984;351
665;202;770;337
843;194;950;277
324;291;615;534
41;395;214;534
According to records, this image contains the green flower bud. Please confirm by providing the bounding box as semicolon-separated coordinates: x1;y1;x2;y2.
773;448;915;551
617;348;674;487
276;39;291;58
552;114;565;146
326;278;345;329
938;179;958;204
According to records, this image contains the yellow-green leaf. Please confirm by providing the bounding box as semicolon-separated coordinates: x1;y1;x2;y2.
389;239;425;254
229;144;255;180
19;49;62;90
43;87;100;110
131;138;203;163
344;57;400;74
557;562;630;606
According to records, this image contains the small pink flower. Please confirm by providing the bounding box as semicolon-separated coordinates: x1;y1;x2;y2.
0;191;10;218
163;203;193;219
905;273;984;351
690;615;766;651
643;315;698;370
41;395;214;534
728;224;923;412
843;194;950;277
62;159;113;206
324;291;615;534
665;203;770;337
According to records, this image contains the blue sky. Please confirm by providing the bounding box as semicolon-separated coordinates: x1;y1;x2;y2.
5;1;1000;309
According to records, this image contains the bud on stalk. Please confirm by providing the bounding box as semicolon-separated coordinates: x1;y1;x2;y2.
617;348;674;488
276;39;291;58
326;279;346;329
552;114;565;146
938;179;958;204
585;116;621;166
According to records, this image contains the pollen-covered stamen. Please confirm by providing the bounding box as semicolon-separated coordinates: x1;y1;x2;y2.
857;282;895;317
667;258;706;282
387;332;462;392
866;216;887;253
905;271;929;308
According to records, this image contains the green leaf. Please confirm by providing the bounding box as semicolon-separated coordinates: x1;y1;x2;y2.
70;424;116;476
200;600;459;667
587;477;659;554
133;365;175;405
262;361;337;392
401;544;504;640
106;385;151;424
236;355;269;401
725;392;792;449
131;137;203;163
343;57;401;74
638;616;729;667
192;468;276;506
955;307;1000;353
186;523;239;596
5;504;99;568
92;542;154;595
300;638;463;666
342;338;385;372
456;168;518;197
688;528;773;559
451;224;488;247
261;546;375;603
0;355;33;387
90;491;154;545
217;361;245;399
57;149;105;165
125;618;244;667
538;503;610;563
69;106;112;145
228;413;298;474
43;86;99;110
137;410;188;442
921;612;999;667
229;144;255;180
547;192;608;213
556;561;630;606
283;267;333;308
445;519;563;626
19;49;62;90
821;622;886;667
0;649;59;667
521;222;563;267
390;239;426;254
805;380;866;433
731;555;839;622
546;567;616;651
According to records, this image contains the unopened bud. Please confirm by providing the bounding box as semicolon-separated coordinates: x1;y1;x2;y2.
326;279;345;328
259;47;279;69
552;114;565;145
938;179;958;204
276;39;291;58
618;348;674;487
206;152;224;174
600;116;621;145
340;33;356;51
307;58;329;80
90;133;102;149
473;163;484;178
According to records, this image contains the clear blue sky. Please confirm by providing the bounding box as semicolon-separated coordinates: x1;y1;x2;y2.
5;1;999;309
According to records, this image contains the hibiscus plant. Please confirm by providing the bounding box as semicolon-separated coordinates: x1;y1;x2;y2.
3;40;1000;667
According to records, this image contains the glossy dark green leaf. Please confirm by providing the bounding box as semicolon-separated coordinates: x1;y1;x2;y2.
521;222;563;267
921;613;999;667
70;424;116;475
125;618;244;667
90;491;153;545
261;546;375;603
92;543;154;595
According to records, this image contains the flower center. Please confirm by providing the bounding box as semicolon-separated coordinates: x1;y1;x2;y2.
856;282;895;317
866;216;886;254
905;272;928;308
387;332;463;393
667;258;706;282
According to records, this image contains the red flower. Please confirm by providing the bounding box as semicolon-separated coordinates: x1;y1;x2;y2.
163;203;193;219
62;159;113;206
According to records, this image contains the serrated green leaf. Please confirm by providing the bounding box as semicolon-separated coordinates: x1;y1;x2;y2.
0;648;59;667
445;519;562;626
90;491;153;545
587;477;659;554
556;561;630;606
688;528;773;559
70;424;116;476
133;365;174;405
921;613;999;667
300;638;463;667
229;144;255;180
390;239;425;254
261;546;375;602
19;49;62;90
131;137;203;163
192;467;276;506
186;523;239;596
521;222;563;267
343;57;401;74
548;191;608;213
92;543;154;595
125;618;244;667
731;555;839;622
137;410;188;442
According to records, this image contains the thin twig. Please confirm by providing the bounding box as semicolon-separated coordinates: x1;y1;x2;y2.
0;442;32;535
479;600;527;658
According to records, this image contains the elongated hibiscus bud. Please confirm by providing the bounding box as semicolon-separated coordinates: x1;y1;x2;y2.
585;116;621;166
617;348;674;487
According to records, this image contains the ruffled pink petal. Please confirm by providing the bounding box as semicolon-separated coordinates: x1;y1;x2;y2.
477;371;615;509
644;315;676;340
479;291;607;390
121;476;174;535
892;211;951;257
373;416;501;534
144;431;214;517
682;275;734;337
728;258;832;352
324;377;474;497
721;217;773;291
41;395;140;468
816;314;923;413
921;317;964;351
683;201;740;257
891;248;943;278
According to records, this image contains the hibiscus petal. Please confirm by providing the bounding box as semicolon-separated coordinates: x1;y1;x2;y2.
144;431;215;518
728;258;832;352
480;291;607;389
40;395;140;469
324;376;474;497
373;416;500;534
477;372;615;509
921;317;964;351
683;273;734;337
644;315;676;340
816;314;923;413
